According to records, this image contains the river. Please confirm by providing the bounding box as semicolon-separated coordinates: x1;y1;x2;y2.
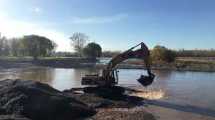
0;67;215;112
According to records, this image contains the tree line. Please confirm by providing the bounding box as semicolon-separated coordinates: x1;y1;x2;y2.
1;32;215;62
150;46;215;63
0;32;102;60
0;34;57;59
100;46;215;63
176;49;215;57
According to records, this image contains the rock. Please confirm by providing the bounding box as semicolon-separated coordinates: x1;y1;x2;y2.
0;79;96;120
0;115;31;120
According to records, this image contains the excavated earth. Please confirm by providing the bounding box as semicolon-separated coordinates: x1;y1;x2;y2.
0;79;95;120
0;79;156;120
64;86;156;120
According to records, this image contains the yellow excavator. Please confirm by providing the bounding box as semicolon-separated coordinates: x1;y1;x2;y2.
82;42;155;87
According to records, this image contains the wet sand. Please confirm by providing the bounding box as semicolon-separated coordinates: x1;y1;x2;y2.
147;104;215;120
127;88;215;120
92;104;215;120
92;107;155;120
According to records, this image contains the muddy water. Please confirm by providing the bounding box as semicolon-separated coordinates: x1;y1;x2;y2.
0;67;215;111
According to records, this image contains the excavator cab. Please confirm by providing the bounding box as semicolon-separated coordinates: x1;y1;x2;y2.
82;69;119;86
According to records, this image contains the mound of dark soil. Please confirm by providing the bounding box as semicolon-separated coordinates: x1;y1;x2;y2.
64;86;144;108
0;79;96;120
64;86;156;120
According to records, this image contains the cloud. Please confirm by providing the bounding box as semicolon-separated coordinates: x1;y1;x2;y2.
32;7;42;14
0;14;72;52
71;13;128;24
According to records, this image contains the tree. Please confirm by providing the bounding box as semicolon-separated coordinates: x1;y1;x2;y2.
0;35;10;56
165;49;176;62
9;38;22;56
21;35;56;60
151;45;176;63
83;42;102;60
70;32;88;57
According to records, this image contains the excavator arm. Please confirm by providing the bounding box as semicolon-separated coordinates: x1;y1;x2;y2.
82;42;155;86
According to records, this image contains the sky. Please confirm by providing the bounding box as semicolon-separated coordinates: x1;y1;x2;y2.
0;0;215;52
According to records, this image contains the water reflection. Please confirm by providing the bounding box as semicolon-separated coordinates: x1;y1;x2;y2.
0;68;55;83
0;67;102;91
51;69;81;90
18;68;55;83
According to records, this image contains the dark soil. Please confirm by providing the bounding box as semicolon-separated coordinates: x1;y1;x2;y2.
64;86;156;120
0;79;95;120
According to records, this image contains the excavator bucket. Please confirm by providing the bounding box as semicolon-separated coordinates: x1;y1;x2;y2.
137;74;155;87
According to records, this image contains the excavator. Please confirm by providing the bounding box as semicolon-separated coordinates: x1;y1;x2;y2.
82;42;155;87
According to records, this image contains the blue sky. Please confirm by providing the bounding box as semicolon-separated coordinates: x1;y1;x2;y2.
0;0;215;51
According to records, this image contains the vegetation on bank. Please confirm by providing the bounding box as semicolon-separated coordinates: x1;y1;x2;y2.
177;49;215;57
0;34;56;59
83;42;102;60
0;32;215;71
0;32;102;60
151;45;176;63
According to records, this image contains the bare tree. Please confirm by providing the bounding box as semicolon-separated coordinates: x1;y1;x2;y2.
70;32;88;57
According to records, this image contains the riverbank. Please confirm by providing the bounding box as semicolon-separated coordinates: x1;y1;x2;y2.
1;79;215;120
0;79;156;120
0;57;215;72
147;103;215;120
0;57;97;69
119;57;215;72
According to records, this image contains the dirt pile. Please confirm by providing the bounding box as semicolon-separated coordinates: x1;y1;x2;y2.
0;79;95;120
64;86;156;120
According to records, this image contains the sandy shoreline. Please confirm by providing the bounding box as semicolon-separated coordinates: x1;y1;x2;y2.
147;104;215;120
